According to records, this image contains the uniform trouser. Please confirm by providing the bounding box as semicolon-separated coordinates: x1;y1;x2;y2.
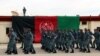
65;41;74;51
7;42;17;52
49;43;56;52
79;40;83;50
83;41;90;52
92;40;96;48
89;39;93;47
30;43;35;52
57;41;62;49
21;39;24;48
24;40;31;52
73;40;79;48
95;40;100;49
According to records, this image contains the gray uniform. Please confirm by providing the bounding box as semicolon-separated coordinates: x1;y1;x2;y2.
23;31;35;54
6;31;17;54
83;31;91;52
78;30;84;52
93;30;100;50
65;31;75;53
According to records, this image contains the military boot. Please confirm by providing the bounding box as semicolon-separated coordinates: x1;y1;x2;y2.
13;50;18;54
65;50;69;53
7;50;12;55
53;49;57;53
5;50;9;53
86;49;90;53
70;49;74;53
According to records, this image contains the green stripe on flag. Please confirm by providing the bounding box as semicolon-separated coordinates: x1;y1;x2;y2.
57;16;80;30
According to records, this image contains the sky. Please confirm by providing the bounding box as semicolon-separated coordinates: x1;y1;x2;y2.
0;0;100;16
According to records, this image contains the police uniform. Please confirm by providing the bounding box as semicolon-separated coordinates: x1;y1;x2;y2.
93;29;100;50
65;31;75;53
83;30;91;53
6;29;18;54
23;29;35;54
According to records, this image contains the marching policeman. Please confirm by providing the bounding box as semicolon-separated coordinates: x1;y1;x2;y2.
48;31;57;53
65;30;75;53
83;28;91;53
23;28;36;54
78;29;84;52
93;29;100;50
5;28;18;54
87;29;93;48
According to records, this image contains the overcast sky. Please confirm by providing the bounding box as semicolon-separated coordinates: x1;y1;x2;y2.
0;0;100;16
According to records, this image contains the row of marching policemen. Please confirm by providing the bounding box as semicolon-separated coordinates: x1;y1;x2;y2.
5;27;100;55
5;28;36;54
41;28;100;53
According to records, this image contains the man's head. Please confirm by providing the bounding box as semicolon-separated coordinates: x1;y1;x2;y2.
9;28;13;32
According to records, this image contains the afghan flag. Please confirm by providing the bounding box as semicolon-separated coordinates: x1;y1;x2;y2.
12;16;79;43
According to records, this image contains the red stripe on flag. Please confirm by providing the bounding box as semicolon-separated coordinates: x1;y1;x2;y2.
34;16;57;43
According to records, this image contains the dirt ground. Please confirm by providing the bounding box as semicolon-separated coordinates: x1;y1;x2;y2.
0;44;100;56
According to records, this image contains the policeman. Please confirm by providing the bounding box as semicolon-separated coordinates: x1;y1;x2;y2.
57;30;62;50
65;30;75;53
55;29;60;49
71;30;79;49
78;29;84;52
93;29;100;50
74;30;79;49
65;30;69;53
41;29;46;49
42;30;51;52
87;29;93;48
59;30;65;51
5;28;18;54
23;28;36;54
83;28;91;53
48;31;57;53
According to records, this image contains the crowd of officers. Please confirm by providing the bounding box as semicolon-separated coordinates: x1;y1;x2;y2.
41;28;100;53
4;28;100;54
5;28;36;54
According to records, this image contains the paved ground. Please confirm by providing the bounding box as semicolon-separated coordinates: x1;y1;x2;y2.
0;43;100;56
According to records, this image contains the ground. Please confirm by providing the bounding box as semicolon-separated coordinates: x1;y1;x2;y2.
0;44;100;56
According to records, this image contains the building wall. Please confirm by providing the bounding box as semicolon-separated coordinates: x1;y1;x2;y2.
0;22;12;43
91;21;100;33
80;21;100;33
79;21;89;30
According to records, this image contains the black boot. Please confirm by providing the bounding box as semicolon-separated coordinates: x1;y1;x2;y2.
59;47;62;50
13;50;18;54
41;46;45;49
53;50;57;53
24;50;29;54
75;46;79;49
70;49;74;53
31;51;36;54
7;51;12;55
47;49;52;53
30;50;36;54
87;48;91;53
63;47;65;50
82;49;86;52
65;50;69;53
79;48;82;52
5;50;9;53
86;50;90;53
